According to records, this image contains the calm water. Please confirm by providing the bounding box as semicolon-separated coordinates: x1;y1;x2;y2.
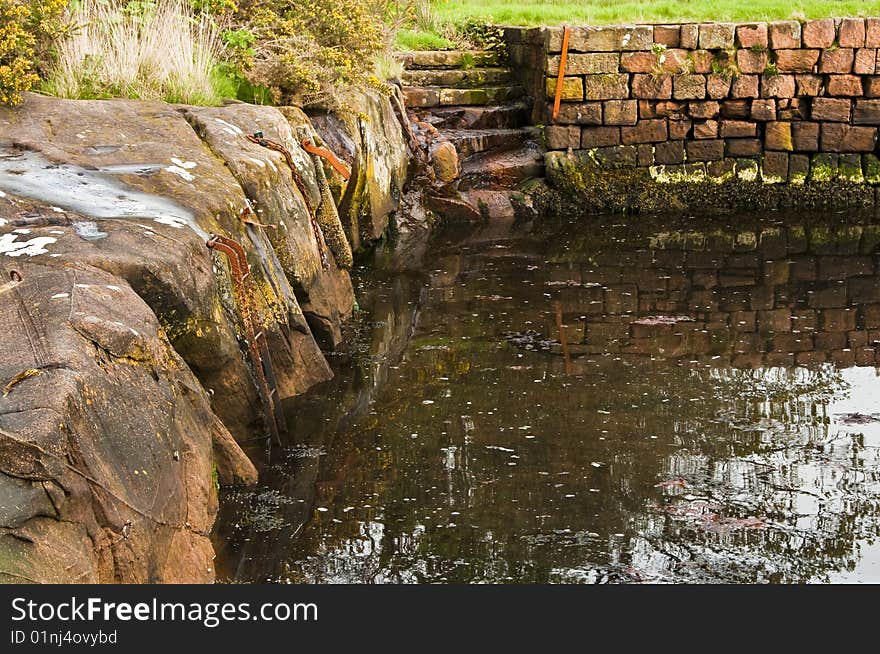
213;212;880;584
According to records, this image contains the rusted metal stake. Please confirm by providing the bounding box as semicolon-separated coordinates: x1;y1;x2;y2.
300;138;351;180
207;233;286;445
552;26;572;124
246;132;329;268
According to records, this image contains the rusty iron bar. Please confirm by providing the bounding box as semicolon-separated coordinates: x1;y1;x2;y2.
300;138;351;180
555;300;573;375
552;26;572;124
206;233;285;445
246;132;328;269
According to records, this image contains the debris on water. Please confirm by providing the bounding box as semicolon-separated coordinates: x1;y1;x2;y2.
504;330;557;351
836;413;880;425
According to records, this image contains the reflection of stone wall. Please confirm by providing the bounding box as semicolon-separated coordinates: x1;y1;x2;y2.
506;20;880;211
546;224;880;366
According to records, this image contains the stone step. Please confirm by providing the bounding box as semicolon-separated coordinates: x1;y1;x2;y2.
398;50;504;70
459;143;545;191
402;67;513;89
443;127;536;159
404;85;525;108
414;102;531;130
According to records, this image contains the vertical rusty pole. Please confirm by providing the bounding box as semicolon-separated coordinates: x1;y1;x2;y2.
552;26;572;124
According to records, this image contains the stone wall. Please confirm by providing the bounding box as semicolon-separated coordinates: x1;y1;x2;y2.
507;19;880;212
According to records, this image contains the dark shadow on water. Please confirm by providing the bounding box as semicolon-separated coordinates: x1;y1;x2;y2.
213;210;880;583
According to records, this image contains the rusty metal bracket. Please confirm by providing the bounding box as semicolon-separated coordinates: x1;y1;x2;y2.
206;233;286;445
552;26;572;124
300;138;351;180
246;131;328;268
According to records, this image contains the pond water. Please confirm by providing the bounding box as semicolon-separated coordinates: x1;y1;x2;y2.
213;211;880;584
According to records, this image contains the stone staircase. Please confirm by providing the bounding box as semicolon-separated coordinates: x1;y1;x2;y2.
399;49;544;219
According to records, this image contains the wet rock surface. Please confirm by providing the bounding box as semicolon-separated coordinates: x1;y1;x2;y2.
0;90;411;583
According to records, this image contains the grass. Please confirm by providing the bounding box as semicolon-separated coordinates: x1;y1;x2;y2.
428;1;880;27
44;0;226;105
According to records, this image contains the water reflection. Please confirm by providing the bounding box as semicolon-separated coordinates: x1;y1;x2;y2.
214;213;880;583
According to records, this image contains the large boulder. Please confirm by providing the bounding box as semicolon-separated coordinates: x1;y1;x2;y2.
0;254;254;583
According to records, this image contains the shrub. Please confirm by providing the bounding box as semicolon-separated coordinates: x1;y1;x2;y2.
228;0;400;106
46;0;225;105
0;0;67;105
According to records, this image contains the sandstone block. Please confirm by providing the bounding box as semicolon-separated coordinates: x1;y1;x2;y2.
769;21;801;49
737;23;768;49
803;19;836;48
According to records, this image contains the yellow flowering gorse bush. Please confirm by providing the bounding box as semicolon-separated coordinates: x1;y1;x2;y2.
0;0;66;104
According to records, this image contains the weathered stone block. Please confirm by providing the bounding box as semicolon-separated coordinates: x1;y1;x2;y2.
688;100;720;118
865;76;880;97
655;100;688;116
792;121;820;150
720;119;757;137
673;74;706;99
821;123;878;151
581;126;621;148
769;21;801;49
777;98;809;121
706;74;732;99
623;52;662;74
654;25;681;47
863;153;880;182
737;49;769;73
721;99;751;119
693;119;718;139
819;48;855;74
803;19;836;48
827;75;864;96
546;77;584;101
796;74;824;96
839;18;867;48
811;97;852;121
687;139;724;161
853;99;880;124
593;145;639;166
637;143;654;166
765;121;793;150
655;140;685;164
737;23;769;49
680;24;699;49
699;23;736;49
762;151;789;182
404;87;440;107
631;74;672;99
545;125;581;149
668;118;692;139
789;153;811;182
751;98;777;121
855;49;877;74
553;102;603;125
775;49;820;73
731;75;760;98
568;25;653;52
810;153;838;181
868;18;880;47
603;99;638;125
689;50;715;73
725;138;762;156
621;119;668;144
583;74;630;100
547;53;620;75
761;74;796;98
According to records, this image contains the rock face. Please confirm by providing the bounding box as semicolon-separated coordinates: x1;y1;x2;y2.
0;89;411;583
308;89;411;252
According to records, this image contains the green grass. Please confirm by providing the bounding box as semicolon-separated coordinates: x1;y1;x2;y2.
428;1;880;27
395;29;457;50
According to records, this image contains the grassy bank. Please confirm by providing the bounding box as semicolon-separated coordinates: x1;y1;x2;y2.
397;0;880;50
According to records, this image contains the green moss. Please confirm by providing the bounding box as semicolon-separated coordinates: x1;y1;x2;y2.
862;154;880;184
